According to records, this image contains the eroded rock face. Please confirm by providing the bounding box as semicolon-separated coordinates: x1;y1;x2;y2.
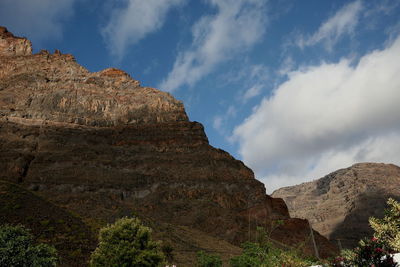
272;163;400;248
0;27;337;258
0;27;32;56
0;32;187;126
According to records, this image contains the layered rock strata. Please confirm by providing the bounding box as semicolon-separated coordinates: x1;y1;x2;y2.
273;163;400;248
0;26;337;261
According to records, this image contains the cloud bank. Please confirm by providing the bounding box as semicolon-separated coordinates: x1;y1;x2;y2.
233;35;400;193
160;0;267;92
0;0;77;44
102;0;185;60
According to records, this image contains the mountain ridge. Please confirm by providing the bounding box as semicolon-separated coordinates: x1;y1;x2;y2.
272;162;400;248
0;26;337;264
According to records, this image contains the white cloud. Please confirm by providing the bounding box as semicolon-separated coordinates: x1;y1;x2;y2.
0;0;77;45
213;105;237;136
102;0;185;60
296;0;363;51
160;0;267;92
227;105;237;117
213;115;224;134
277;56;295;76
233;35;400;193
243;84;263;102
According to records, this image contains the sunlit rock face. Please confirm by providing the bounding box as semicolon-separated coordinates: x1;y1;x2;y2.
0;26;32;56
273;162;400;248
0;26;337;259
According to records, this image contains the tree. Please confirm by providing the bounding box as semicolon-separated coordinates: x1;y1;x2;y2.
89;217;165;267
196;251;222;267
369;198;400;252
0;224;58;267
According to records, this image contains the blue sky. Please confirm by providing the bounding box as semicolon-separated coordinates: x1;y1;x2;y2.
1;0;400;192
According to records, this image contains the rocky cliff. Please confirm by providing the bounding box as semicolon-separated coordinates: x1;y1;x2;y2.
272;163;400;249
0;26;336;265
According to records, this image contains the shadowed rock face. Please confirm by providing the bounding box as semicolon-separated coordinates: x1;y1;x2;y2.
272;163;400;248
0;180;96;267
0;27;337;261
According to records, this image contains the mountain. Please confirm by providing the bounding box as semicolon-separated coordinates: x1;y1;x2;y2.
272;162;400;249
0;180;96;266
0;26;337;264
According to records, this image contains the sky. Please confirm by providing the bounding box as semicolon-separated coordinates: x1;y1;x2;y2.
1;0;400;193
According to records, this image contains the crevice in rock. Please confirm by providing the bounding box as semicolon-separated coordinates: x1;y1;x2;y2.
18;154;35;183
18;139;39;183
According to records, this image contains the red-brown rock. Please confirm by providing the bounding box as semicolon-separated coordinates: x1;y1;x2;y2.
0;26;337;263
272;163;400;249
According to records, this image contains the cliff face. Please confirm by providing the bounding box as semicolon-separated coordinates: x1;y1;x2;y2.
0;27;336;263
0;27;32;57
272;163;400;249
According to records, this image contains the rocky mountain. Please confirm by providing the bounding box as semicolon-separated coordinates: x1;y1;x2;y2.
272;163;400;249
0;26;337;265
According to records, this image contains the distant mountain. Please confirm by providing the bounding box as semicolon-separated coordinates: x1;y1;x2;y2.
0;26;337;265
272;162;400;249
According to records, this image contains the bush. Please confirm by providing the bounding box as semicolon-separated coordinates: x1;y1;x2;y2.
332;198;400;267
0;224;58;267
230;242;264;267
230;241;316;267
354;238;396;266
89;217;165;267
196;251;222;267
333;237;397;267
161;243;174;263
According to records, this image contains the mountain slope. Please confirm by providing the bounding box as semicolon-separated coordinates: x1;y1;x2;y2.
0;26;337;263
0;180;96;266
272;162;400;248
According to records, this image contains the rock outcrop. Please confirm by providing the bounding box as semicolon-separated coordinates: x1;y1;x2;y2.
0;27;32;57
0;27;337;264
272;163;400;249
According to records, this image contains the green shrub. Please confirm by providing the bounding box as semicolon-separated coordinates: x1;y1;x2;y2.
354;238;396;266
196;250;222;267
230;242;264;267
0;224;58;267
230;226;320;267
161;243;174;263
333;237;397;267
230;241;315;267
89;217;165;267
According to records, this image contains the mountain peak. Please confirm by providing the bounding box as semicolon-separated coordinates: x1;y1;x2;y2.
0;26;32;57
0;26;188;127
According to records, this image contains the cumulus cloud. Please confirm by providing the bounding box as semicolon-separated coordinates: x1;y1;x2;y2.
233;35;400;193
296;0;363;50
160;0;267;92
102;0;185;60
0;0;77;44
